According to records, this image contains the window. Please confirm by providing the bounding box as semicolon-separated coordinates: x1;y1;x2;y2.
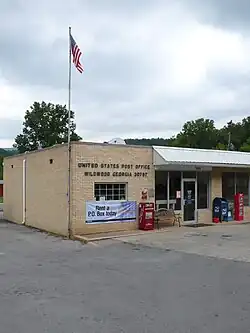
222;172;235;203
94;183;126;201
169;171;181;210
236;173;249;206
155;171;168;200
155;171;211;210
222;172;250;206
197;172;210;209
183;171;196;178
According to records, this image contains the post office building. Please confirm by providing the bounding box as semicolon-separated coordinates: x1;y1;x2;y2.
3;142;250;237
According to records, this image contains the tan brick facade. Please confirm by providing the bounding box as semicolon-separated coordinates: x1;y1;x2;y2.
3;143;250;237
197;209;212;224
4;143;154;236
211;168;222;198
4;145;69;236
71;143;154;235
4;155;24;224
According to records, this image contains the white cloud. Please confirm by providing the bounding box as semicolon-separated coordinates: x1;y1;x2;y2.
0;79;27;118
1;0;250;147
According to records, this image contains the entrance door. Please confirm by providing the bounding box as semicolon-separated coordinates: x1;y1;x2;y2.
183;180;196;223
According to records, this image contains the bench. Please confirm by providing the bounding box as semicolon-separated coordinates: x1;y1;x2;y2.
154;208;182;229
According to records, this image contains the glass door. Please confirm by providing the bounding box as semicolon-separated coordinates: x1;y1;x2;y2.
182;180;196;223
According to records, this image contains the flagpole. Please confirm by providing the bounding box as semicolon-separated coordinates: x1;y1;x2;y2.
67;26;72;238
68;26;72;146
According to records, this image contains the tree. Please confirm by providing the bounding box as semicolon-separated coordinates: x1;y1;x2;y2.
219;120;243;151
173;118;218;149
0;149;16;179
13;101;82;153
240;137;250;152
125;137;176;146
215;142;227;150
124;116;250;152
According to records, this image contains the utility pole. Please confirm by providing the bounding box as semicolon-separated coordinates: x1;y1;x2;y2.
227;132;231;151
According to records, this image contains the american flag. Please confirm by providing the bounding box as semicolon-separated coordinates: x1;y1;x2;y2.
70;34;83;73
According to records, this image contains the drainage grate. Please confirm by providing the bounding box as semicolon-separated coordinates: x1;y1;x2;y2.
185;223;214;228
220;234;232;239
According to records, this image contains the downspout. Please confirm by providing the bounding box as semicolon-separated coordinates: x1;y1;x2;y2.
22;158;26;224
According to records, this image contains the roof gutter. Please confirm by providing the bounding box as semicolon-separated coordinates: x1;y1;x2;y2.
154;162;250;170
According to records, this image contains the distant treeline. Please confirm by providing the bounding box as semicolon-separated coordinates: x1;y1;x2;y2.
125;117;250;152
0;148;17;179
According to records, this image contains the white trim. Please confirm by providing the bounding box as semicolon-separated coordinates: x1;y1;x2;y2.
156;162;250;169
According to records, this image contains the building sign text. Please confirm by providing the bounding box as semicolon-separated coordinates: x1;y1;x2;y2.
78;162;150;178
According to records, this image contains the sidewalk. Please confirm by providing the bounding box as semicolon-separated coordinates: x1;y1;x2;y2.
117;223;250;263
74;226;173;243
75;220;250;243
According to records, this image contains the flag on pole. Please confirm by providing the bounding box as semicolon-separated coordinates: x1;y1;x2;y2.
70;33;83;73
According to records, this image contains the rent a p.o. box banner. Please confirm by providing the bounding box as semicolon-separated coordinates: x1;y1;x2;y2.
86;201;137;224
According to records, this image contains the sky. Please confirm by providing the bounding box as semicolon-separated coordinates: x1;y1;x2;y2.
1;0;250;147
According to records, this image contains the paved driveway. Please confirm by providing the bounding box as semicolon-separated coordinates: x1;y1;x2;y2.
1;220;250;332
119;224;250;262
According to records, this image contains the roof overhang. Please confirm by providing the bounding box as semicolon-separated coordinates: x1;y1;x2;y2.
153;147;250;170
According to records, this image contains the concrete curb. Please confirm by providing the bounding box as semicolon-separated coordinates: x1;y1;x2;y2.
74;228;172;243
74;221;250;244
211;221;250;227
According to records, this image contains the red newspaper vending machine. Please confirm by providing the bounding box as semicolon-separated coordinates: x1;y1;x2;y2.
138;202;154;230
234;193;244;221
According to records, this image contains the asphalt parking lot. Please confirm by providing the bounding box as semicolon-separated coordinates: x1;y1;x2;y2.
1;221;250;333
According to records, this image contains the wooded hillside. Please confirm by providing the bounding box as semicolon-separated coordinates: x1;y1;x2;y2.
125;117;250;152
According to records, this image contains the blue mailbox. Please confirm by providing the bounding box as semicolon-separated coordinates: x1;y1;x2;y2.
221;198;229;222
212;197;229;222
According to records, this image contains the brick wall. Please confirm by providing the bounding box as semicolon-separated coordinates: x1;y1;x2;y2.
25;146;68;235
197;209;212;224
4;155;24;223
211;168;222;198
4;145;69;235
71;142;154;235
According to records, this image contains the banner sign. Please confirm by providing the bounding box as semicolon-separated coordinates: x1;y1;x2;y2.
86;201;137;224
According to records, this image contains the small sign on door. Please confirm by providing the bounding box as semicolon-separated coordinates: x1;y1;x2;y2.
141;188;148;200
176;190;181;199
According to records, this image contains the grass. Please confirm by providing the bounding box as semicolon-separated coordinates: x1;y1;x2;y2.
0;197;3;203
